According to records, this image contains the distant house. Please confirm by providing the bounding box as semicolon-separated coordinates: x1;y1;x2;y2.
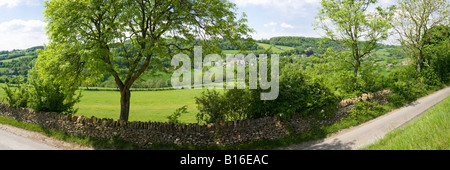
401;60;412;66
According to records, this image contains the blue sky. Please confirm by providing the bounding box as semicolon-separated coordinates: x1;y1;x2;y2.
0;0;46;51
230;0;323;40
0;0;393;51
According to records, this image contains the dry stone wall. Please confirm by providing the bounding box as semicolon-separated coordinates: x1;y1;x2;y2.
0;90;390;147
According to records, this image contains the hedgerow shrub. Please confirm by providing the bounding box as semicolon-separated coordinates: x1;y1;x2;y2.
386;65;424;107
247;65;339;120
386;64;445;107
346;101;386;123
167;105;189;125
2;77;29;108
28;78;81;114
195;65;339;124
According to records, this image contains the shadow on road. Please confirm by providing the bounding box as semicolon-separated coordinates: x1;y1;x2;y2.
303;138;355;150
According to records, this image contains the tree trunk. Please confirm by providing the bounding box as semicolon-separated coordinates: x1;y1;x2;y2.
353;59;361;83
417;50;422;73
417;60;421;73
119;88;131;121
353;64;359;78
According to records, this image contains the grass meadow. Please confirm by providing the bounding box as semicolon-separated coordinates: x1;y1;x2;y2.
256;43;295;53
0;83;208;124
74;89;208;123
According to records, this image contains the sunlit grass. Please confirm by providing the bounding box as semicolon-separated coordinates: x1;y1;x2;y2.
74;89;209;123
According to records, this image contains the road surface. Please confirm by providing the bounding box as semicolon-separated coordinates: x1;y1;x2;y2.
0;128;58;150
280;86;450;150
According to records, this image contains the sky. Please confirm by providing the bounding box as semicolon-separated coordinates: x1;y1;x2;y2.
230;0;323;40
0;0;395;51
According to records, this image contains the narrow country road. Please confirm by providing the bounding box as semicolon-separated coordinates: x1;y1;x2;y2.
0;121;92;150
280;86;450;150
0;128;58;150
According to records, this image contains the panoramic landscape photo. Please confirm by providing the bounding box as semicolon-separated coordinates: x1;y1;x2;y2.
0;0;448;152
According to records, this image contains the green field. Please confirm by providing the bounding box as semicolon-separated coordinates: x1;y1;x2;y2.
222;50;241;55
0;55;35;63
74;89;208;123
256;43;295;53
361;96;450;150
221;43;295;55
0;84;209;124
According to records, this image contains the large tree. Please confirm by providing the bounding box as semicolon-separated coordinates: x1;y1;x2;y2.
391;0;449;73
44;0;252;121
315;0;393;80
423;25;450;83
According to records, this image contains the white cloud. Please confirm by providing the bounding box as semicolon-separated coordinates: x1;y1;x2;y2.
280;23;294;29
233;0;319;8
263;22;295;29
0;19;47;51
0;0;40;8
263;22;277;27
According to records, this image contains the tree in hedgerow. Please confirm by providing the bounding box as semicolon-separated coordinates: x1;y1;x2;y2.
315;0;394;84
391;0;449;74
44;0;253;121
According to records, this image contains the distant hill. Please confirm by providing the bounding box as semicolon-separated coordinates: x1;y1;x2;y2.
0;46;43;83
0;36;407;85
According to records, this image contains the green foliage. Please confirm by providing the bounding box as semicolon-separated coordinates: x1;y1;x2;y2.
424;42;450;83
167;105;189;125
423;25;450;83
44;0;253;121
26;44;83;114
256;36;345;57
222;89;252;121
359;61;389;93
387;65;420;106
384;64;443;107
419;67;443;88
332;70;361;97
334;60;389;98
384;28;449;108
194;89;252;124
315;0;393;78
195;65;339;123
0;44;83;114
28;79;81;114
391;0;449;73
303;52;388;99
1;77;29;108
346;101;386;123
216;38;258;51
195;90;227;124
248;65;339;120
0;46;41;81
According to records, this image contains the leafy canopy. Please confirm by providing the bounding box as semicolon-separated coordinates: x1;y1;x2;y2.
44;0;253;120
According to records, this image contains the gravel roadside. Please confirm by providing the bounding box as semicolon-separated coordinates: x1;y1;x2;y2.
0;123;93;150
